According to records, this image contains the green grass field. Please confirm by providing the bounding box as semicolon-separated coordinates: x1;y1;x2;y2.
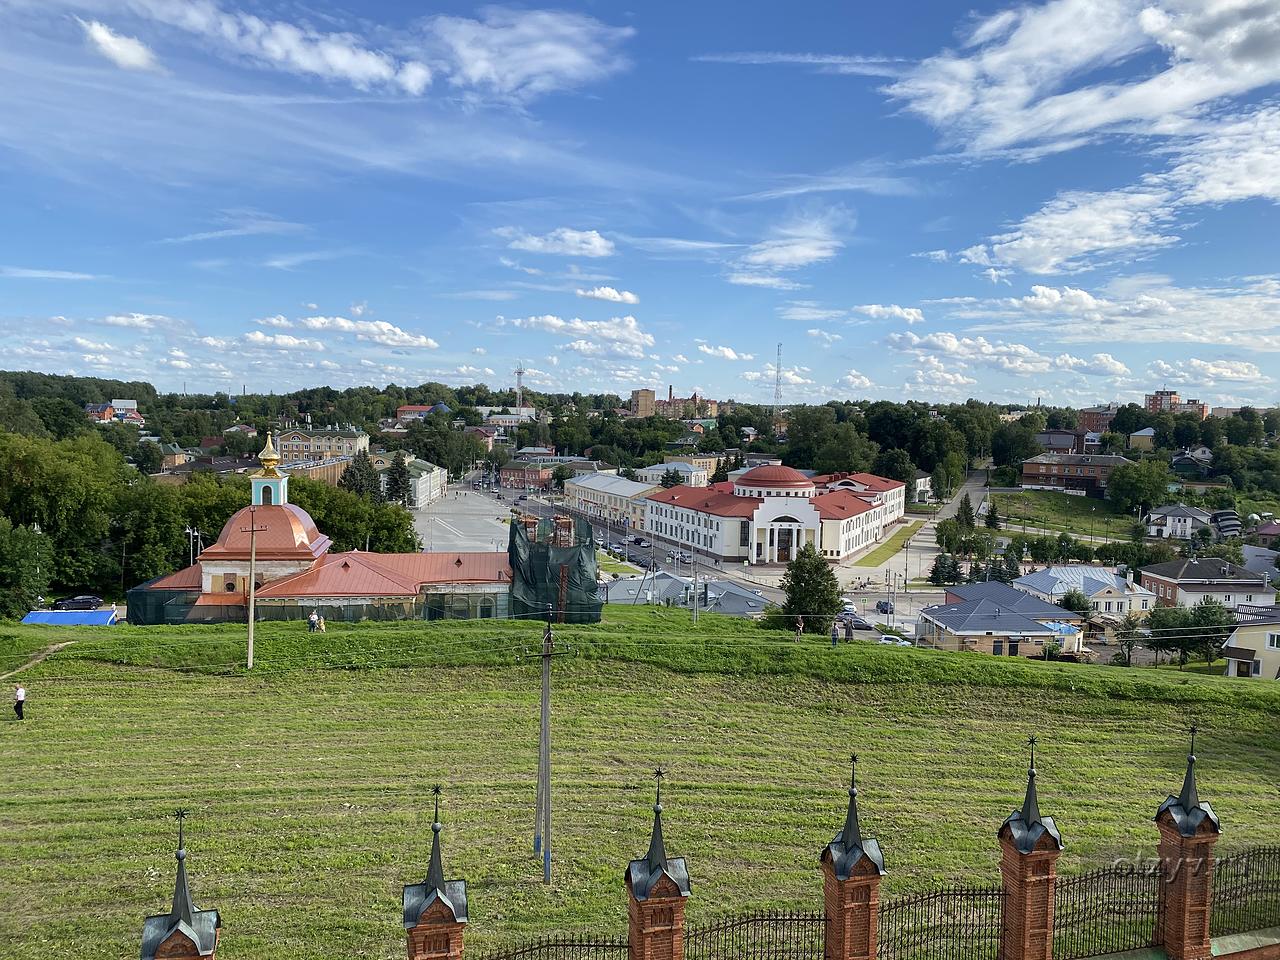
2;609;1278;960
851;521;925;567
993;491;1134;539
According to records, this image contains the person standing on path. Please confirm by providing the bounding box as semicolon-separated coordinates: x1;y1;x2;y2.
794;615;804;641
308;610;319;633
830;622;839;647
13;685;25;721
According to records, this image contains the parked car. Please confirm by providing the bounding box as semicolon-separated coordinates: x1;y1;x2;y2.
676;553;692;564
53;594;103;610
877;636;897;645
848;616;874;631
666;550;677;560
896;639;914;647
875;600;895;615
636;539;650;548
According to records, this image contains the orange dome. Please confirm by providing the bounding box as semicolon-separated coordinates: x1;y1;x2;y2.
200;504;331;562
737;464;813;488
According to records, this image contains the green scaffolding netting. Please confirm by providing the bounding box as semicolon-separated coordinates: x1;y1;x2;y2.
507;516;603;624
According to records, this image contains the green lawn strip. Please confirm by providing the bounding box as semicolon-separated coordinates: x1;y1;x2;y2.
852;521;926;568
596;552;642;575
1;656;1276;959
993;492;1133;538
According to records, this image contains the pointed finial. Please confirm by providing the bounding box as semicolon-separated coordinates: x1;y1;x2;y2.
426;785;446;894
1178;724;1201;811
432;784;442;829
169;808;197;926
175;808;187;855
1021;736;1042;826
645;767;669;874
840;753;863;849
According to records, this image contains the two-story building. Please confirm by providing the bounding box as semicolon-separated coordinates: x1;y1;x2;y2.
642;465;905;565
1220;607;1280;679
634;461;710;487
1139;558;1268;611
1145;504;1213;540
1013;565;1156;617
370;452;447;507
1020;453;1133;497
564;474;659;530
501;462;553;490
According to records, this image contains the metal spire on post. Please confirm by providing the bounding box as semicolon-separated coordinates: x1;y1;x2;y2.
1022;735;1042;827
526;602;571;884
171;808;196;926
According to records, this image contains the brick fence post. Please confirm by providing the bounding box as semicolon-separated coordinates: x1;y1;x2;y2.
141;810;222;960
1154;728;1221;960
403;787;468;960
626;770;691;960
820;755;885;960
998;738;1064;960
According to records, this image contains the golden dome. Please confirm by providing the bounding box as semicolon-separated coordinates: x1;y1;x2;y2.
255;431;282;478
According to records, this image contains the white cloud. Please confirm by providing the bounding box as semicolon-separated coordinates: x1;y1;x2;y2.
497;227;614;257
122;0;431;94
506;313;653;358
839;369;873;390
671;353;690;363
254;314;292;328
693;51;905;78
733;163;918;201
854;303;925;325
161;210;305;244
244;330;324;350
72;336;113;351
908;355;979;393
296;316;437;349
472;346;487;356
807;328;843;345
424;7;634;101
0;266;103;280
725;272;805;290
780;302;846;322
1148;357;1270;386
888;330;1127;377
886;0;1280;154
697;343;755;361
575;285;638;304
78;19;160;72
265;250;351;270
743;362;814;386
739;209;849;270
103;312;166;328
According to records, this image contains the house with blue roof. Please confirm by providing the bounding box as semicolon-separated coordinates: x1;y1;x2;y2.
919;581;1084;657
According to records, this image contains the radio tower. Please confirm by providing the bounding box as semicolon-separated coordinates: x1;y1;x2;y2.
515;362;526;414
772;342;783;434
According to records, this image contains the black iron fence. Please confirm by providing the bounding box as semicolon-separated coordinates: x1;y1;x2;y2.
685;910;824;960
1212;844;1280;938
473;932;629;960
877;885;1005;960
1053;864;1162;959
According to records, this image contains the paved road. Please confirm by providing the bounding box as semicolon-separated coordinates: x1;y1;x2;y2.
412;485;509;553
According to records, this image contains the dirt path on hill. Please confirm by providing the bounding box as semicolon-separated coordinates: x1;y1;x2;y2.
0;641;77;681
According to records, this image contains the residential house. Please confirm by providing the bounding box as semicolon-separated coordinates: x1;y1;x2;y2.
1034;430;1099;455
1128;427;1156;451
565;460;619;478
1079;404;1120;433
565;474;659;530
1139;558;1268;611
663;452;724;476
84;402;115;423
370;452;447;507
920;583;1084;656
475;405;537;421
1220;608;1280;679
1253;520;1280;549
276;425;369;462
1020;452;1133;496
643;465;905;565
1242;545;1279;586
634;461;710;488
1014;565;1156;618
1171;446;1213;477
629;389;656;418
395;403;450;421
515;446;556;460
1145;504;1213;540
223;424;258;437
913;471;932;503
463;425;498;451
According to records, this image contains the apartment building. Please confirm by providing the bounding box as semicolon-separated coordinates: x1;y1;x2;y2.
276;425;369;462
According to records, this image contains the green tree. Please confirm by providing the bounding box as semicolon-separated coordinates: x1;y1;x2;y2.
984;503;1001;529
929;553;960;585
779;541;841;635
871;447;916;484
385;451;411;505
0;518;52;618
934;517;962;554
1113;612;1143;667
1146;605;1195;668
1106;459;1173;514
133;442;163;475
956;492;976;531
1190;596;1236;666
1058;588;1091;617
338;450;382;501
813;423;879;475
930;465;951;502
709;460;729;484
660;467;684;488
551;465;575;491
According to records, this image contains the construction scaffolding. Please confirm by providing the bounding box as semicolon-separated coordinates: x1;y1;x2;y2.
508;514;603;624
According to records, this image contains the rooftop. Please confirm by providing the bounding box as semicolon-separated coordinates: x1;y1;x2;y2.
566;473;657;497
646;485;761;518
1141;557;1267;584
1023;452;1133;466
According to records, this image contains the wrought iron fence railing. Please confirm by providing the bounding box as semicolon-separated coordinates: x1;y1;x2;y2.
876;884;1005;960
1212;844;1280;938
684;909;825;960
1052;864;1162;959
473;932;629;960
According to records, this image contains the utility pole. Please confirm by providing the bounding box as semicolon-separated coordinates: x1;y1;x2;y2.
241;506;268;670
528;603;571;884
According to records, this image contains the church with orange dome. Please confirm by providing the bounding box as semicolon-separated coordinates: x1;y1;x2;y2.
128;435;514;624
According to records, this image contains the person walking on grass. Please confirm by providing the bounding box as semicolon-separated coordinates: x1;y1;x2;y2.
13;685;25;721
307;610;319;633
831;622;839;647
794;614;804;641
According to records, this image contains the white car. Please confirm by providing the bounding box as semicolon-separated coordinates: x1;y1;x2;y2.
896;639;914;647
877;636;897;645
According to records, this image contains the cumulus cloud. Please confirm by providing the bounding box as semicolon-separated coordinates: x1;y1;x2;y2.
839;369;873;390
497;227;614;257
576;285;638;304
244;330;325;350
888;330;1128;377
725;272;805;290
854;303;925;325
296;316;438;348
697;343;755;361
506;313;653;358
78;19;161;71
1148;357;1270;386
807;328;843;345
104;312;167;328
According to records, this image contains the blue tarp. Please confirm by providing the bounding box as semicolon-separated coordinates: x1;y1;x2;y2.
21;610;118;626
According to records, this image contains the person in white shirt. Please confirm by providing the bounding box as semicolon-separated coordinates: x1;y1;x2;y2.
13;685;25;721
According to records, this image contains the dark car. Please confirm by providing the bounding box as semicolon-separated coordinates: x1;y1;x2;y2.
517;494;529;501
875;600;895;615
54;594;103;610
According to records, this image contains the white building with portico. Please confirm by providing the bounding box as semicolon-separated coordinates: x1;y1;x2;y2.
642;465;905;565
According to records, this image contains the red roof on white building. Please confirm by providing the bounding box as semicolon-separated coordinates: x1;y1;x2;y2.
646;486;761;518
811;490;877;520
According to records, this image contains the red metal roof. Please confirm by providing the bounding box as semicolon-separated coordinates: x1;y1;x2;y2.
148;564;203;590
255;551;511;598
737;464;813;487
811;490;877;520
832;472;905;492
647;486;761;518
200;504;332;563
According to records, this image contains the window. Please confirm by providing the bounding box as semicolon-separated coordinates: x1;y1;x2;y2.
993;640;1004;656
1141;600;1149;610
1268;634;1280;651
1224;595;1232;603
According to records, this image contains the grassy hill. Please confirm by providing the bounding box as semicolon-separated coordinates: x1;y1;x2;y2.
2;608;1278;960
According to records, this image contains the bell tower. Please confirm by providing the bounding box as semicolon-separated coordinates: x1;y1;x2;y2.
250;432;289;507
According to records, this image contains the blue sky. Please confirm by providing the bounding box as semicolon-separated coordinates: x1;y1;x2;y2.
1;0;1278;407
